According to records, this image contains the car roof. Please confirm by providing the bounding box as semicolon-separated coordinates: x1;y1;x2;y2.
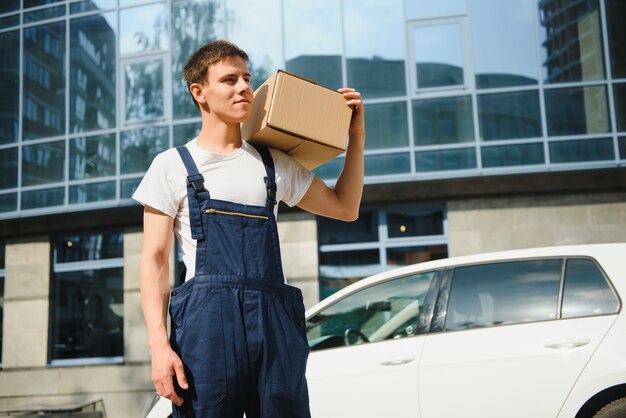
306;243;626;316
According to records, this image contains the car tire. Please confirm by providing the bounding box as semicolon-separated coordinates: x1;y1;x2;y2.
592;397;626;418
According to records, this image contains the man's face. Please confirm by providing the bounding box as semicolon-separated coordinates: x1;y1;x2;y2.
200;56;253;124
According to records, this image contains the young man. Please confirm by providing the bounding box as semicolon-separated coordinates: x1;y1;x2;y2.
134;40;364;418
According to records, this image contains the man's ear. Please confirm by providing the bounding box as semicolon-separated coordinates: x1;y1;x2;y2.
189;82;207;106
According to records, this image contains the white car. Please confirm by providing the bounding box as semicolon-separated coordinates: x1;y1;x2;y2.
146;244;626;418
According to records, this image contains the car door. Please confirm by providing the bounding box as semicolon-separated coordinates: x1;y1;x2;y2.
306;270;441;418
419;257;620;418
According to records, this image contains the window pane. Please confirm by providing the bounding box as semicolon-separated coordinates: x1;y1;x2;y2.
318;209;378;245
24;4;65;24
481;143;544;168
365;153;410;177
23;22;66;140
562;258;619;318
70;134;116;180
284;0;342;90
69;181;116;204
478;91;541;140
472;0;538;88
120;126;169;174
121;177;142;199
412;23;464;89
70;13;117;133
24;0;63;7
614;84;626;132
365;102;409;150
227;0;282;89
0;193;17;213
173;122;200;147
120;3;167;54
413;96;474;146
540;0;605;83
313;157;343;181
620;137;626;159
387;206;445;238
50;268;124;360
22;141;65;186
386;245;447;268
55;231;123;263
0;241;5;268
549;138;614;163
125;59;164;122
0;14;19;30
415;148;477;172
606;0;626;79
0;147;18;190
22;187;64;210
171;0;224;119
0;0;19;14
344;0;406;98
0;30;19;145
405;0;465;19
308;272;436;351
446;259;562;331
319;249;381;299
545;86;609;136
70;0;117;14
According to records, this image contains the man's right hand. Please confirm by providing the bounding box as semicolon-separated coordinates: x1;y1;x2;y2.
151;345;189;406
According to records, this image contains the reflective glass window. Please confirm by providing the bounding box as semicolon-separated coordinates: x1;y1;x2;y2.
545;86;609;136
478;91;541;140
387;206;445;238
318;209;379;245
411;22;464;90
0;193;17;213
344;0;406;98
171;0;224;119
614;84;626;132
619;137;626;159
70;134;116;180
70;13;117;133
23;22;66;140
69;181;116;204
70;0;117;14
0;30;19;145
227;0;282;89
120;0;157;6
0;0;19;14
173;122;201;147
561;258;619;319
539;0;605;83
22;141;65;186
120;3;168;55
313;157;343;181
121;126;168;174
365;102;409;150
446;259;562;331
415;148;477;172
405;0;466;19
121;177;142;199
413;96;474;146
55;231;123;263
24;4;65;23
365;153;411;177
124;59;164;122
284;0;342;90
482;143;544;168
0;147;18;190
472;0;538;88
387;245;447;268
22;187;64;210
307;272;436;351
549;138;614;163
0;14;19;30
606;0;626;79
24;0;63;7
319;249;382;300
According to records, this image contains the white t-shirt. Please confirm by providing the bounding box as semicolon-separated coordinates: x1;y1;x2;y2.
132;139;314;281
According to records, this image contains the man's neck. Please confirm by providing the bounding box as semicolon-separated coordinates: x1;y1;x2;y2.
195;116;243;153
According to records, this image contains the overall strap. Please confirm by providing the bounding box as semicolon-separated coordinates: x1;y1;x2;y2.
175;146;207;241
252;144;277;212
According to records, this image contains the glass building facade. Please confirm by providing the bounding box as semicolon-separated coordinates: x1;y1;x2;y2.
0;0;624;219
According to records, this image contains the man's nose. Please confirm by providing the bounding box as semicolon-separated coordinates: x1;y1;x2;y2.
237;78;251;93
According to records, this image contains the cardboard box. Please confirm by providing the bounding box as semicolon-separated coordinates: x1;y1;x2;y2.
242;70;352;170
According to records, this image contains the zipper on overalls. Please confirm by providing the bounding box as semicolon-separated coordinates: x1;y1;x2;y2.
203;208;269;220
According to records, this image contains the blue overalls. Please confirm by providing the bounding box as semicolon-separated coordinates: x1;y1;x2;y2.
169;145;311;418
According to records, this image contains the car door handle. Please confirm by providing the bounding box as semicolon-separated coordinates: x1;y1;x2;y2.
380;357;415;366
544;337;591;350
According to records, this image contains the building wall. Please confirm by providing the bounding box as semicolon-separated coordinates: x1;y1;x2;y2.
448;191;626;256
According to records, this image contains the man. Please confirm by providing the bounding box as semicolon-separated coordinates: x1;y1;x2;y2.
134;39;364;418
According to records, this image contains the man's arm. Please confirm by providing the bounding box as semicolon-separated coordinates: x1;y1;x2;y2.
140;205;188;405
297;88;365;221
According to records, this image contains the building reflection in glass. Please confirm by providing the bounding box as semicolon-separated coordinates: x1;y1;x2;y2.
0;30;19;145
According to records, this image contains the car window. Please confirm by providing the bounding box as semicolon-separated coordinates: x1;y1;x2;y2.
307;271;436;351
445;259;562;331
561;258;619;318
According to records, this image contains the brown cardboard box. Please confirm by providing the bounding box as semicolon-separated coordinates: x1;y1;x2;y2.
242;70;352;170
